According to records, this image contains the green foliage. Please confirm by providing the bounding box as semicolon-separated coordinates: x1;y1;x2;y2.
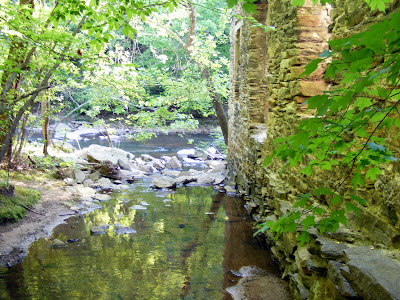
0;185;41;224
257;1;400;244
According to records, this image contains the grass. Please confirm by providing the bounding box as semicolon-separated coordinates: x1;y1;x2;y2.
0;185;41;224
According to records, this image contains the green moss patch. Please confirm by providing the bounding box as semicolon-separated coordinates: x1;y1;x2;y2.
0;186;41;224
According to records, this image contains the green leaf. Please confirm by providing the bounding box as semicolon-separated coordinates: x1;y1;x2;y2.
367;142;386;153
384;156;398;162
242;3;258;14
345;203;361;215
330;210;347;226
302;215;315;230
351;194;368;206
353;97;373;110
301;165;313;176
291;130;309;149
330;195;343;206
366;167;382;181
294;193;310;207
313;207;326;215
226;0;238;8
297;231;310;246
351;172;365;189
262;151;276;167
364;0;390;12
318;49;332;58
291;0;305;7
299;58;323;78
314;187;333;197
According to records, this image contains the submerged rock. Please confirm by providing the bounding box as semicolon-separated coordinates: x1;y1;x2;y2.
50;239;66;248
94;194;111;201
177;149;196;158
130;205;147;210
90;224;109;235
114;226;137;235
226;266;291;300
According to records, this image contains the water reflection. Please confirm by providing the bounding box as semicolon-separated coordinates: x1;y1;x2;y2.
0;184;280;299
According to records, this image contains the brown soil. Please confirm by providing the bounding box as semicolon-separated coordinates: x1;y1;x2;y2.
0;178;76;267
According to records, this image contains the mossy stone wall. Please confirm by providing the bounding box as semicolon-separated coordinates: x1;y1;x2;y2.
228;1;400;298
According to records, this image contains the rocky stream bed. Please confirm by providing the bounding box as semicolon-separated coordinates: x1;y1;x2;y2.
0;132;291;299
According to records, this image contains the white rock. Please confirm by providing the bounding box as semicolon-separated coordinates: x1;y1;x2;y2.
152;176;176;189
94;194;111;201
130;205;147;210
86;144;131;165
177;149;196;158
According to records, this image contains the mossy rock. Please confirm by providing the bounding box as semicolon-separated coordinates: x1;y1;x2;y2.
0;185;41;224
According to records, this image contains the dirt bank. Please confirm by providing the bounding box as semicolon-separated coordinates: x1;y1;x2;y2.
0;178;76;267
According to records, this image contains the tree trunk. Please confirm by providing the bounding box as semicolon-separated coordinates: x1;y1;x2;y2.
41;91;51;155
202;67;229;145
14;112;29;161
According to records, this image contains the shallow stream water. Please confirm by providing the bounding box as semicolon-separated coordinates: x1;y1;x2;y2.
0;135;284;299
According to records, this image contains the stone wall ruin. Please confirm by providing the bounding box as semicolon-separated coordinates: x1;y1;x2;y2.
228;0;400;298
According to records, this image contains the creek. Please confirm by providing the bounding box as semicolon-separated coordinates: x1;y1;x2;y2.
0;134;284;299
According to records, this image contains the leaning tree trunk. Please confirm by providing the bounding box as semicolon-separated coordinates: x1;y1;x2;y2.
202;67;229;145
14;112;29;161
156;0;229;145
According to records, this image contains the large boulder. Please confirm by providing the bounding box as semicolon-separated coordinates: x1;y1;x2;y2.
343;247;400;300
162;170;181;177
73;170;87;184
118;159;131;171
196;173;215;185
164;156;182;170
95;160;121;180
141;154;156;162
86;144;133;165
152;159;165;171
207;161;227;172
118;170;135;183
152;176;176;189
65;185;96;199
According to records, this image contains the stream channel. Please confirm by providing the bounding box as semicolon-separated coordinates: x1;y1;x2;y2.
0;134;283;299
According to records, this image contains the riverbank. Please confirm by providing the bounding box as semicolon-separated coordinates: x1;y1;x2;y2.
0;175;76;267
0;139;231;267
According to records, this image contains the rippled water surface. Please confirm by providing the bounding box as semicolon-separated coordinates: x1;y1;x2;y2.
30;132;214;157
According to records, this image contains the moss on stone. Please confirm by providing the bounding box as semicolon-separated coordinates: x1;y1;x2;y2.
0;185;41;224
